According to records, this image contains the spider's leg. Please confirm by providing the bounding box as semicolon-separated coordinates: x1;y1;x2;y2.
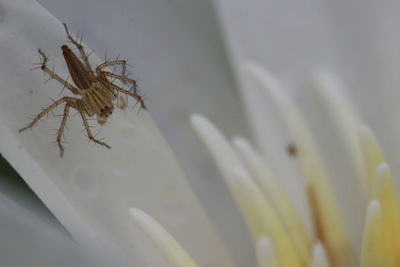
19;96;76;132
56;104;71;157
107;82;146;110
38;49;81;95
63;23;95;76
78;111;111;149
96;60;127;78
102;71;137;93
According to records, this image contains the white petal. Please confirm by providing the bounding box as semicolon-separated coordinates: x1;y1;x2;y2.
0;159;112;267
30;0;254;262
0;1;232;266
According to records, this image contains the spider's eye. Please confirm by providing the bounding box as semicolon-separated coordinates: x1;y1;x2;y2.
105;105;109;109
100;108;104;113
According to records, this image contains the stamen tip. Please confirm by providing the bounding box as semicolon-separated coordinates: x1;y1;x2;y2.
129;208;144;219
367;199;381;215
376;163;389;177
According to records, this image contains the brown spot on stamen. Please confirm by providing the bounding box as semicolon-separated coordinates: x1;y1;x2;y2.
287;143;298;157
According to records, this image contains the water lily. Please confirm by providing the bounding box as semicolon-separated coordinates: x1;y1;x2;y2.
1;0;400;266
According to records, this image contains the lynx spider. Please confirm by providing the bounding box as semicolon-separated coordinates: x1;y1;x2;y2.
19;24;146;156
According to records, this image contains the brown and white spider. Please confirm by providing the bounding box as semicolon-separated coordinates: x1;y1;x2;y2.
19;24;146;156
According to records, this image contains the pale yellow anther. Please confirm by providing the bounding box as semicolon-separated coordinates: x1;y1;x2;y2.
310;71;366;196
310;242;330;267
230;167;303;267
129;208;199;267
361;200;383;267
233;137;310;264
256;236;278;267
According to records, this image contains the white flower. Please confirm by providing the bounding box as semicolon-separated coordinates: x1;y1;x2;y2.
1;0;400;266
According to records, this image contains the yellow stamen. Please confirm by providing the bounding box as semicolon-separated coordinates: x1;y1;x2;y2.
371;164;400;265
245;62;354;266
192;115;303;266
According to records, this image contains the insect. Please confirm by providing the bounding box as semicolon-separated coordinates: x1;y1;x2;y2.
19;24;146;156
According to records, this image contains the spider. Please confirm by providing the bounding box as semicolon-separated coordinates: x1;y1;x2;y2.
19;24;146;156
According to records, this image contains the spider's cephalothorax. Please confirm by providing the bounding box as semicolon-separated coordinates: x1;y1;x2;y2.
19;24;146;156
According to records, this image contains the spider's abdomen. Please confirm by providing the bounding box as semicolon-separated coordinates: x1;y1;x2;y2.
62;45;92;90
